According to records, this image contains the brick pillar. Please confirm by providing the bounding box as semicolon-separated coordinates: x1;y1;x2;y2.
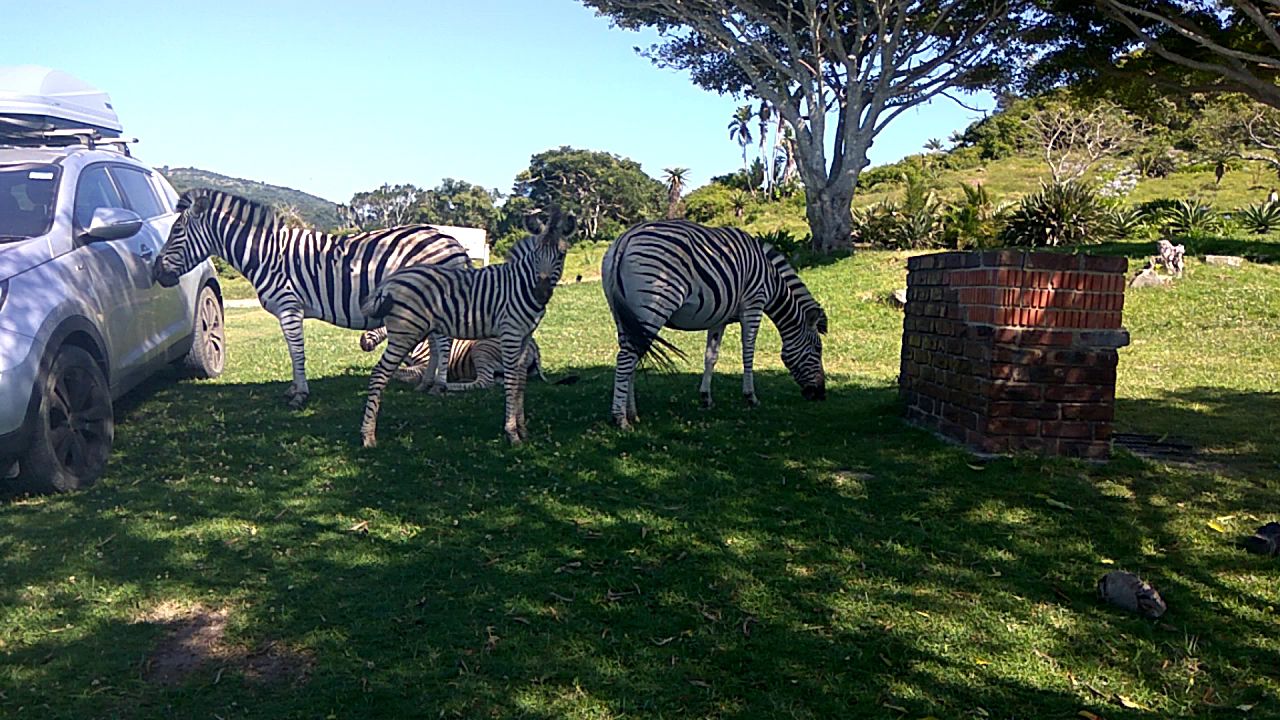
899;250;1130;459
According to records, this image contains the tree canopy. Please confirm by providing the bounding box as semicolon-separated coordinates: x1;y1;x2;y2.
510;146;664;241
1024;1;1280;110
582;0;1030;252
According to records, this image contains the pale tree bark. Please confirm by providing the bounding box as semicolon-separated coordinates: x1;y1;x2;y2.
585;0;1012;253
1099;0;1280;110
1242;107;1280;178
1028;99;1143;183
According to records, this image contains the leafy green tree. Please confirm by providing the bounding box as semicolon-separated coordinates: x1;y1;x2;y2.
510;146;664;241
418;178;502;233
340;183;422;231
581;0;1030;253
1024;2;1280;110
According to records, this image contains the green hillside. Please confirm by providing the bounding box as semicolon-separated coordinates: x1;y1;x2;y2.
160;166;341;230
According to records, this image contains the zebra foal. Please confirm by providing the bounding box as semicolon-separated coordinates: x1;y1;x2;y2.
601;220;827;428
152;188;469;408
358;209;575;447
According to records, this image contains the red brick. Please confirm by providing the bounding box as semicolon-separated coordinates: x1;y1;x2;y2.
988;382;1043;401
1045;385;1113;403
1093;423;1113;441
1082;255;1127;273
1026;253;1079;271
990;364;1032;382
993;346;1045;365
1042;421;1094;439
982;249;1027;268
986;417;1040;435
990;401;1061;420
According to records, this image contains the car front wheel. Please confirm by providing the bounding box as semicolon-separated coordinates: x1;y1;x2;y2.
16;345;114;494
184;285;225;379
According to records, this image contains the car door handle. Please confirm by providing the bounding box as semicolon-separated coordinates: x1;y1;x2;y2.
139;244;154;262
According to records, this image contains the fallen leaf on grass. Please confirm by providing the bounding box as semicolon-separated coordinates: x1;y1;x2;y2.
974;658;991;666
1077;711;1103;720
652;636;676;646
1237;704;1255;712
1045;498;1075;511
1117;696;1150;711
1207;518;1229;533
966;463;986;471
688;679;711;688
348;520;369;534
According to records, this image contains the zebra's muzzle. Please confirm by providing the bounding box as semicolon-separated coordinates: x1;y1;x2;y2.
802;384;826;401
151;258;181;288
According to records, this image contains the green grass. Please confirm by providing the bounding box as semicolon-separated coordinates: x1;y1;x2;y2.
3;237;1279;718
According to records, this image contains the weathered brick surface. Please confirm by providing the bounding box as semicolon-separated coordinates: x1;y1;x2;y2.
899;249;1128;458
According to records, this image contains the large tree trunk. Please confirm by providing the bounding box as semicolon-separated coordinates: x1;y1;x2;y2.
805;187;854;253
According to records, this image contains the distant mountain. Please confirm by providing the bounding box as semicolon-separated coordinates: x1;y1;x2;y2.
159;167;341;230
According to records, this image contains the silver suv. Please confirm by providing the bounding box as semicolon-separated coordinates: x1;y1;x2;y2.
0;140;224;494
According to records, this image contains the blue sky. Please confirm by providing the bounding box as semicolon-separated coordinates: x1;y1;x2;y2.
2;1;993;203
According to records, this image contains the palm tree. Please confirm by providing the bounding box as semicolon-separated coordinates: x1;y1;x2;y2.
662;167;690;219
727;106;754;194
756;102;773;196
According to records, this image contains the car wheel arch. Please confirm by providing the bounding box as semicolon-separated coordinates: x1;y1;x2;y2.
44;316;111;383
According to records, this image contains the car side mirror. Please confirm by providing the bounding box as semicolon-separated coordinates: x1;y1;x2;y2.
83;207;143;241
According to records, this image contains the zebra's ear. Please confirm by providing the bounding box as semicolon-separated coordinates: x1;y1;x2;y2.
189;193;211;216
523;212;546;236
559;213;576;237
807;306;828;334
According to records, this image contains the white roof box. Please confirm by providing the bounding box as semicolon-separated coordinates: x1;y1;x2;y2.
0;65;123;137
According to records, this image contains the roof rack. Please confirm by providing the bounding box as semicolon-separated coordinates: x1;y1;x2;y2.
0;126;137;156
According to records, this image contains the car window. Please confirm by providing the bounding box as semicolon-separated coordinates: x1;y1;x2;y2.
110;166;165;219
0;163;60;242
74;165;126;229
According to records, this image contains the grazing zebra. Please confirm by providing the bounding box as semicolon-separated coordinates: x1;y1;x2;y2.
601;219;827;429
151;188;470;408
358;209;575;447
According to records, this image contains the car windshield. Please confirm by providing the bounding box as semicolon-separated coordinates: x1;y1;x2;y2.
0;163;60;243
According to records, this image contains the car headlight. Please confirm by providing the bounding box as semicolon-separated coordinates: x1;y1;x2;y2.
0;279;8;314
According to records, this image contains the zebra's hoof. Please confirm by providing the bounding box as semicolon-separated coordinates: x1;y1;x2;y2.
614;416;633;431
361;433;377;449
701;392;714;409
288;393;310;410
743;393;760;408
428;384;447;397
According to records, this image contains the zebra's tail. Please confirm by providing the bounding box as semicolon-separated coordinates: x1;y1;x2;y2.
609;291;686;372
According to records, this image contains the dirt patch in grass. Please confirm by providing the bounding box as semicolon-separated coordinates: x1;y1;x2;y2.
140;603;312;687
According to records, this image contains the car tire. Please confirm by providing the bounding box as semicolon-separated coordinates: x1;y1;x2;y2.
15;345;114;494
184;285;225;379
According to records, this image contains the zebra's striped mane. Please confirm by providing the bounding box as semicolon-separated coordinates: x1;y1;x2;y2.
181;187;281;230
761;243;824;326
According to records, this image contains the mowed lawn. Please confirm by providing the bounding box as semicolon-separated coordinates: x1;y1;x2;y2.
2;239;1279;719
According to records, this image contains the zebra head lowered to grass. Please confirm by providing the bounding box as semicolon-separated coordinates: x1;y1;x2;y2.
601;219;827;429
151;188;470;408
357;208;575;447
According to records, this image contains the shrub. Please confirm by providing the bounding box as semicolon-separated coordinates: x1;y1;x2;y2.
1135;198;1181;222
1236;202;1280;235
756;228;808;258
684;184;735;223
999;181;1112;247
1104;205;1148;240
941;183;1006;249
1161;199;1222;235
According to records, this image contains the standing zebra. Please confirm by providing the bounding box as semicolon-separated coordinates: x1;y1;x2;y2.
601;219;827;429
151;188;470;408
358;209;575;447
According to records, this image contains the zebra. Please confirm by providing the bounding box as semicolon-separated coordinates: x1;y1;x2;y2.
601;219;827;429
361;331;553;390
358;209;575;447
151;188;471;408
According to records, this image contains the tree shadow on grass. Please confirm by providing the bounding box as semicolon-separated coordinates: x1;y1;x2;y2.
0;368;1277;718
1116;386;1280;476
